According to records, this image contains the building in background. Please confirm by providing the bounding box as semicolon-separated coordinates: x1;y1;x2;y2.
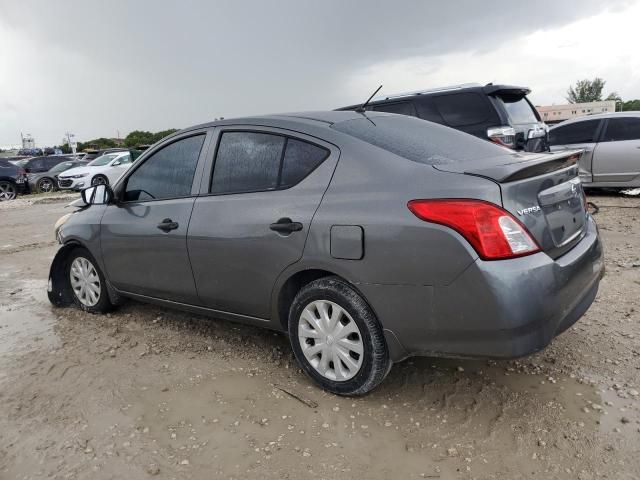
537;100;616;125
21;133;35;149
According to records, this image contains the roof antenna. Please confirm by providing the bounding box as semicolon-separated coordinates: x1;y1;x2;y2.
355;85;382;113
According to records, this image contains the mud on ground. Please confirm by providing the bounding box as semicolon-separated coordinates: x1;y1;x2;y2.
0;193;639;479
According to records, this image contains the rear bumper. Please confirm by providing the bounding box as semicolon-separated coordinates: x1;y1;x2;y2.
364;215;603;361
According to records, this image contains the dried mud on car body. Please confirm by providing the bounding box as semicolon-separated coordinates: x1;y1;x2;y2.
1;196;639;479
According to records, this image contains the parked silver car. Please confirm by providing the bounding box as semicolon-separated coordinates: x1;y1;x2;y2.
549;112;640;188
48;111;604;395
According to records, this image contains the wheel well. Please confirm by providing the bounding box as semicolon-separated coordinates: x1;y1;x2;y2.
277;269;337;330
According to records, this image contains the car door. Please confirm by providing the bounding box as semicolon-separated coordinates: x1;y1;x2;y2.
188;127;339;320
549;119;603;184
100;132;211;304
591;116;640;184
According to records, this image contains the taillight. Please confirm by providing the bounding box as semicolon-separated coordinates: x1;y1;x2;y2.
407;199;540;260
487;126;516;149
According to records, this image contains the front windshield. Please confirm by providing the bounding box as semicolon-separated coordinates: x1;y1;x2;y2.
50;161;74;173
88;153;118;166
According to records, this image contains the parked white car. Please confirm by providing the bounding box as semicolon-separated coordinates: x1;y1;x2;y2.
58;152;133;190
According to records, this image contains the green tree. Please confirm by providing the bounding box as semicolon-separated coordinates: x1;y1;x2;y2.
566;78;606;103
151;128;179;143
124;130;155;147
622;99;640;111
605;92;622;102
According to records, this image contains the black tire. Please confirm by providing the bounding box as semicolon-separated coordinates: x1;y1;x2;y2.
36;177;56;193
288;276;390;396
66;247;113;314
91;175;108;187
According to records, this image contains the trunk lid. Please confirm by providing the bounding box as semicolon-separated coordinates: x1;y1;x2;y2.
435;150;587;259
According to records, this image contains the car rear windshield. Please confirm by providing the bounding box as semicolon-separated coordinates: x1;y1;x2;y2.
497;95;539;124
331;115;509;165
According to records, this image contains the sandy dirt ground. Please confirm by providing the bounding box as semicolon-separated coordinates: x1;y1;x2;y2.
1;192;639;480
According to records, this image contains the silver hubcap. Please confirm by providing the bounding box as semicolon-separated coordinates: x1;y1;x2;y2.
69;257;101;307
39;178;53;192
0;181;16;201
298;300;364;381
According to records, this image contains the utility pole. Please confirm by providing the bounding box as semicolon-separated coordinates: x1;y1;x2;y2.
65;132;77;155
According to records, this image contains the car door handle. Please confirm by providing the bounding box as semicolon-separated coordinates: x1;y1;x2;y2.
157;218;179;232
270;218;303;234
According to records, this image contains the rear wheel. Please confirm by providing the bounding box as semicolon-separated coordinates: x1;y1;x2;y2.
36;177;56;193
67;248;112;313
0;180;17;201
91;175;108;186
288;276;390;396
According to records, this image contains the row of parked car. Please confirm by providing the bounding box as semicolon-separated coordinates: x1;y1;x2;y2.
0;148;139;200
2;82;639;202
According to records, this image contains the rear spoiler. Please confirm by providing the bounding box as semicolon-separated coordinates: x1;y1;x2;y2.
482;84;530;98
435;150;583;183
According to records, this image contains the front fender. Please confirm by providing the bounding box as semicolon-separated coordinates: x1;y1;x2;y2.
47;243;80;307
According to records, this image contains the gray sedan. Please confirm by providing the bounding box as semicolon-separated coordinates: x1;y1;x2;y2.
27;160;88;193
549;112;640;188
48;111;603;395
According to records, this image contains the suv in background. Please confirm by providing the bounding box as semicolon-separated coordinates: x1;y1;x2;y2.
15;155;74;174
549;112;640;188
337;83;549;152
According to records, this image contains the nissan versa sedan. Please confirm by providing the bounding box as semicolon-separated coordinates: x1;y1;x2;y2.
48;111;604;395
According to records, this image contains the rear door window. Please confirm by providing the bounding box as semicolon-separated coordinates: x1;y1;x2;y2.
211;132;329;194
371;102;416;116
433;93;491;127
549;120;601;145
280;138;329;188
602;117;640;142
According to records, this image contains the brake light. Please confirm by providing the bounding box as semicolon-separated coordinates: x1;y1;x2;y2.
407;199;540;260
487;126;516;149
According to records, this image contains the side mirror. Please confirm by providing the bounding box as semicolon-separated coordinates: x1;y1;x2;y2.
112;160;121;166
81;184;113;206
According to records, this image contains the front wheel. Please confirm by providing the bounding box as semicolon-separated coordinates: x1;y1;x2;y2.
288;276;390;396
67;248;113;313
36;177;56;193
91;175;108;187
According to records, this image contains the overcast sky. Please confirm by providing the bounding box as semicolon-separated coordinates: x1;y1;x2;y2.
1;0;639;147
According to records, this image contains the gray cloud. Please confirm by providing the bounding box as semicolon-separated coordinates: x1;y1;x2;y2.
0;0;634;145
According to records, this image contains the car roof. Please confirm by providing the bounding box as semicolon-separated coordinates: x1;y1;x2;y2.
551;111;640;128
175;111;394;137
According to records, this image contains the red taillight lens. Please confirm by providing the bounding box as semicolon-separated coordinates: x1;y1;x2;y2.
407;199;540;260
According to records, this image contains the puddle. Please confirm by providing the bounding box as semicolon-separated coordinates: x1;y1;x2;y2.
0;279;60;358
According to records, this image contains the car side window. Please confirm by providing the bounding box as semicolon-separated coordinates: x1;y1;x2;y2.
210;131;329;194
371;102;416;117
124;134;205;202
118;154;133;164
280;138;329;188
549;120;600;145
29;158;45;171
602;118;640;142
433;93;491;127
